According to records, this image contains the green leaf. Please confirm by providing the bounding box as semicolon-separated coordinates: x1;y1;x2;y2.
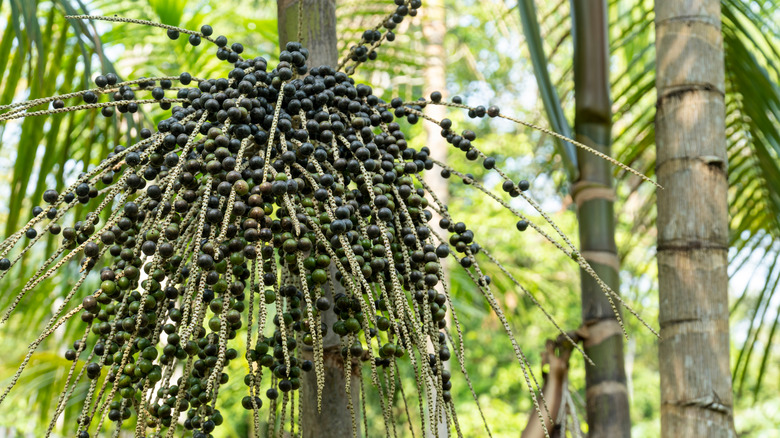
14;0;45;86
0;15;15;81
148;0;187;26
516;0;578;180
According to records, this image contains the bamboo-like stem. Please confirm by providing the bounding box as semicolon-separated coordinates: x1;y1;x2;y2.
655;1;735;436
570;2;631;436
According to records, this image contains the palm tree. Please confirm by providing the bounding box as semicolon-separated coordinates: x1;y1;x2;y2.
519;0;631;434
571;1;630;436
276;1;360;436
655;0;735;435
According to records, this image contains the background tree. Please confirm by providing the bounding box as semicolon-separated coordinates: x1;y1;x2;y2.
570;1;630;436
421;2;448;436
519;1;630;434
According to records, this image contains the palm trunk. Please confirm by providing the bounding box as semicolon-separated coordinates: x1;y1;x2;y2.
655;1;735;436
277;0;339;68
570;1;630;436
421;0;449;436
276;2;360;437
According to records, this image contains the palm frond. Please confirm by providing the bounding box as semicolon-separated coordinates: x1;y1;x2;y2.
721;1;780;399
516;0;577;180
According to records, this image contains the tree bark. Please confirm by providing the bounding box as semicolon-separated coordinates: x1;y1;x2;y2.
276;3;360;437
655;0;736;436
421;0;449;436
570;1;631;436
299;268;361;438
277;0;339;68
